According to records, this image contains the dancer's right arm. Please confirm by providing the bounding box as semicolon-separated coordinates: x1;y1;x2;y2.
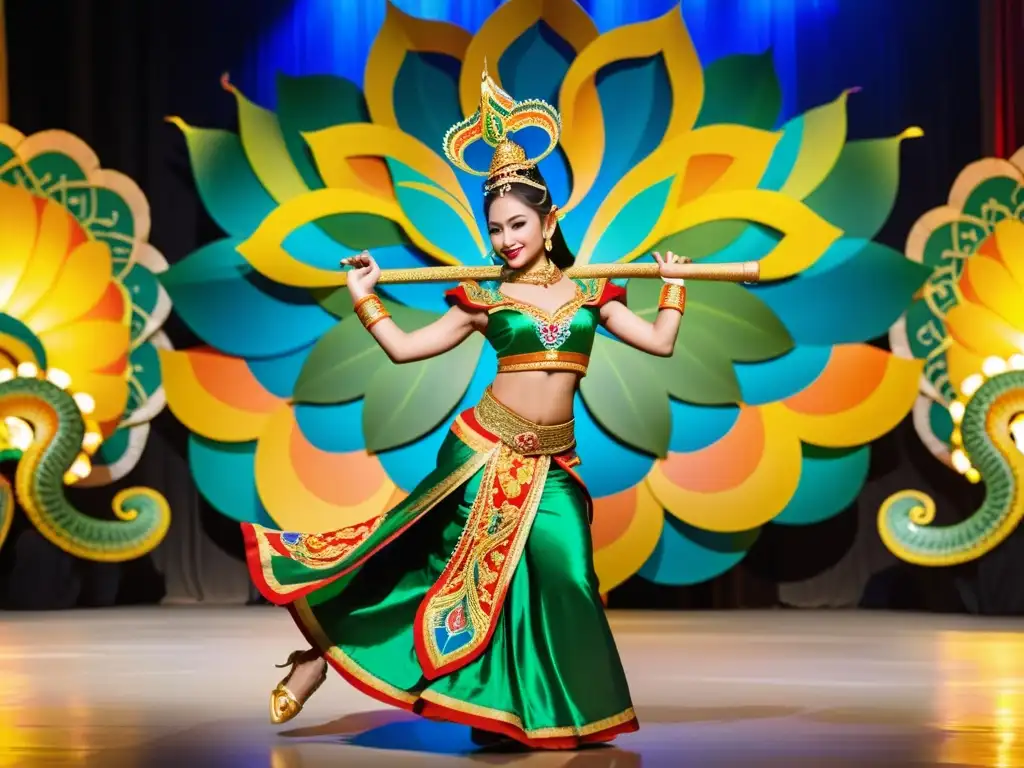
342;252;486;364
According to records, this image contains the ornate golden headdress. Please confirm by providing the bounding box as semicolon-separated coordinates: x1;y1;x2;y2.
442;63;561;198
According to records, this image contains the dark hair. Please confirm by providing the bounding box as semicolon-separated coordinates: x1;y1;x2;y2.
483;165;574;269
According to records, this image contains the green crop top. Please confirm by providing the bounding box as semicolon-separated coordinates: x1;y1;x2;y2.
444;278;627;376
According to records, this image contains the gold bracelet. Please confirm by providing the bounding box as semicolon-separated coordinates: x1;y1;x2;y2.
658;283;686;314
354;294;391;330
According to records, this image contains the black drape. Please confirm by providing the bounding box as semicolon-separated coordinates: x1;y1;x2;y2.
1;0;1010;611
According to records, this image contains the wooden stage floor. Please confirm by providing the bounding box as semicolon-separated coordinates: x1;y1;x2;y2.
1;606;1022;767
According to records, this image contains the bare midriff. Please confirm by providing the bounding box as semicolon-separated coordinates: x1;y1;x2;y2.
489;369;578;426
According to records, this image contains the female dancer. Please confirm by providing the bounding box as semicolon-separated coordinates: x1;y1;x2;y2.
242;69;688;750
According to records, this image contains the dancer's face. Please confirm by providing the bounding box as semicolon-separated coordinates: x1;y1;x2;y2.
486;194;548;271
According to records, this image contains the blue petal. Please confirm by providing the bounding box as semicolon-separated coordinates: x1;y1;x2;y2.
246;343;315;398
189;436;276;526
773;445;869;525
668;400;740;453
561;57;671;250
638;515;760;586
362;244;449;314
734;345;831;405
377;347;498;493
281;220;351;271
294;401;366;453
699;225;778;264
588;179;674;265
751;240;931;345
575;395;655;498
160;239;338;357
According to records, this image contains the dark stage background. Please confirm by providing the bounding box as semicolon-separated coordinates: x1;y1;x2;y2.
2;0;1021;613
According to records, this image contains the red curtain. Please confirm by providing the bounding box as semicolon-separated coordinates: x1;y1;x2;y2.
982;0;1024;158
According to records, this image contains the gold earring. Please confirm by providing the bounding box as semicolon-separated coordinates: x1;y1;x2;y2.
544;237;552;252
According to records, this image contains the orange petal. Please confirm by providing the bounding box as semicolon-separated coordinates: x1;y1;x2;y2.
647;405;801;532
23;241;113;334
958;247;1024;333
159;347;283;441
460;0;598;116
365;3;471;130
40;320;129;373
592;484;664;593
72;372;129;423
558;6;702;214
782;345;923;447
255;406;396;533
80;282;130;324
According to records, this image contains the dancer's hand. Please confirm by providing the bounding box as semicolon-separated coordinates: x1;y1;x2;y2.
653;251;690;286
341;251;382;300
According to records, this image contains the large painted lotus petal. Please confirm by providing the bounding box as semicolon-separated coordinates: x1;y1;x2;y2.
994;218;1024;286
696;51;781;131
667;400;740;453
591;483;663;593
254;405;398;533
40;319;128;374
0;185;71;311
575;391;657;497
663;190;842;280
579;125;780;265
159;347;284;442
734;345;831;406
637;515;760;586
168;119;277;238
772;445;869;526
160;238;336;357
557;6;702;227
781;344;923;447
753;240;931;344
955;239;1024;341
21;240;112;334
237;188;459;288
758;90;852;198
804;130;922;240
246;343;315;399
295;401;366;454
647;405;802;533
189;436;277;527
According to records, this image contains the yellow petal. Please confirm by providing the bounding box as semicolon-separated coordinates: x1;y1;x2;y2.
558;7;702;214
23;241;113;334
660;190;842;279
365;3;471;130
304;123;475;222
71;373;129;423
221;75;309;205
237;188;460;288
0;184;45;310
945;301;1024;359
255;406;396;533
460;0;598;117
776;90;851;201
578;125;780;264
960;249;1024;331
592;483;664;594
946;343;988;398
993;218;1024;290
647;405;802;533
40;320;129;374
159;348;283;442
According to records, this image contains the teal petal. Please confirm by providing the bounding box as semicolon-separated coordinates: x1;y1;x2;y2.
588;178;674;265
189;436;276;526
294;401;365;453
699;225;778;264
758;115;804;191
178;127;276;238
752;241;931;344
246;343;314;398
575;394;656;498
734;345;831;405
275;73;370;190
638;515;759;586
561;57;671;250
378;347;498;492
928;399;954;447
773;445;869;526
373;245;452;314
668;400;740;453
92;426;131;467
160;238;336;357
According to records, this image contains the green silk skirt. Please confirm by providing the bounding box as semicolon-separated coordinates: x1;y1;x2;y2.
243;404;638;749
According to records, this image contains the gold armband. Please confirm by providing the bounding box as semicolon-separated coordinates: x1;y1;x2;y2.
658;283;686;314
354;294;390;330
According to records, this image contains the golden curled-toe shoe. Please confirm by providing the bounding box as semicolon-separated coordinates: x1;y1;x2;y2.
270;650;328;725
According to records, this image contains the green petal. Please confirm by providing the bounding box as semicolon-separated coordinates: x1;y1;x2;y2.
121;263;171;344
312;287;354;319
124;332;169;426
292;316;389;404
660;325;743;405
654;220;748;262
695;51;781;130
362;304;483;453
579;335;671;458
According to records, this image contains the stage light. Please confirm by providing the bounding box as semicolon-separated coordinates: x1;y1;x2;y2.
960;374;984;397
82;431;103;453
17;361;38;378
1010;414;1024;455
1009;353;1024;371
3;417;33;452
0;368;14;384
46;368;72;389
73;392;96;415
950;449;971;474
982;356;1008;377
948;400;965;424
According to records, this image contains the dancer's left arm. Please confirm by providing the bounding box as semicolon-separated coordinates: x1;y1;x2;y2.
599;251;688;357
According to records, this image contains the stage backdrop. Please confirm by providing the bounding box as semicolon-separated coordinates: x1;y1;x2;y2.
1;0;995;610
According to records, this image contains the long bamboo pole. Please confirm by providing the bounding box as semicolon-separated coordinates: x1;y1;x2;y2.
338;261;759;285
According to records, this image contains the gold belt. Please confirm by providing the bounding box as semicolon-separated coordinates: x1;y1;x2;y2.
474;388;576;456
496;350;590;375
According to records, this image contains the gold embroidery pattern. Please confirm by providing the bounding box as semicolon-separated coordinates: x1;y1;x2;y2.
279;517;387;569
418;443;549;677
474;387;575;456
497;350;590;375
